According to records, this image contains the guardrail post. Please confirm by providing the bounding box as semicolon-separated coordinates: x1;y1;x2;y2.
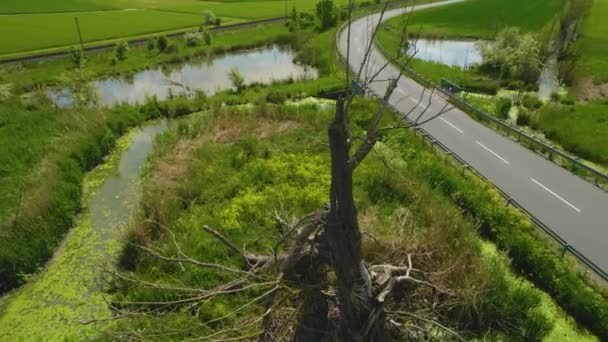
505;198;512;206
561;244;570;257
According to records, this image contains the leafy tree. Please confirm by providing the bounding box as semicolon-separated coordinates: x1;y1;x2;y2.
184;30;203;47
477;27;542;83
114;40;129;61
202;10;217;26
289;6;299;31
202;27;212;45
228;68;246;92
316;0;338;30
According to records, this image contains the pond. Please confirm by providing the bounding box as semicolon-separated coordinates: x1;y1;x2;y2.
405;38;484;69
406;38;558;98
49;46;318;107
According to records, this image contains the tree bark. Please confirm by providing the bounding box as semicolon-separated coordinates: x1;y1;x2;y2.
324;97;387;341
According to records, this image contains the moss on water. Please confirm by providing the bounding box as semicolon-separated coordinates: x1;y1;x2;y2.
0;127;149;340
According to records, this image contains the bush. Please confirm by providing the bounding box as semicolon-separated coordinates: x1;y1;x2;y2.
461;79;500;95
157;35;168;52
316;0;338;30
203;10;217;26
184;30;203;47
522;94;543;110
506;80;525;90
202;27;212;45
496;97;512;119
165;43;179;54
147;38;156;51
516;107;532;126
524;83;540;92
228;68;246;92
560;94;576;105
114;40;129;61
69;47;84;69
266;91;288;104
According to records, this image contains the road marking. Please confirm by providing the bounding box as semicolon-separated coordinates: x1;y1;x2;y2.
395;88;408;97
410;98;428;109
530;178;582;213
440;117;464;134
475;141;510;165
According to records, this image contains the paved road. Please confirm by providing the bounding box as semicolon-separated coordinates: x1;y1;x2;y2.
338;0;608;274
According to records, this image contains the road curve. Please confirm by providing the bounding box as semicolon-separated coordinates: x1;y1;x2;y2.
338;0;608;274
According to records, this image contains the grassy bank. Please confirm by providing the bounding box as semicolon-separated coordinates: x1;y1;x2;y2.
576;0;608;84
107;96;596;340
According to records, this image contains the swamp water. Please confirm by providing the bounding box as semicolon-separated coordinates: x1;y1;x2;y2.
0;121;168;340
49;45;318;107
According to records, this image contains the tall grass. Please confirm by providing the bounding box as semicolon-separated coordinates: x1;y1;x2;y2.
537;101;608;166
113;101;555;340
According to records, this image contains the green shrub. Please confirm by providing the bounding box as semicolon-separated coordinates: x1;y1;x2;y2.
506;80;525;90
266;91;288;104
461;79;500;95
496;97;512;119
522;94;543;110
114;40;129;61
516;107;532;126
156;35;168;52
146;38;156;51
560;94;576;105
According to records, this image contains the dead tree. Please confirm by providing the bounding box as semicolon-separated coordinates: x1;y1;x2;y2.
105;1;455;341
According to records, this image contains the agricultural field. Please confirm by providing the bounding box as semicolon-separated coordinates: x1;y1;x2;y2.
576;0;608;86
0;0;350;56
395;0;563;39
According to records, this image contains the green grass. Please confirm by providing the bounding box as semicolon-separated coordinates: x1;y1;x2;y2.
537;101;608;165
0;10;240;55
398;0;564;39
576;0;608;83
0;0;350;55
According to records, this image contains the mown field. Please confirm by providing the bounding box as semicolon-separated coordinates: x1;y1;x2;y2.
0;0;350;55
576;0;608;83
396;0;563;39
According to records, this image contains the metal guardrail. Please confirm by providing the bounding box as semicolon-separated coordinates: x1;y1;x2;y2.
335;20;608;282
390;102;608;282
402;66;608;191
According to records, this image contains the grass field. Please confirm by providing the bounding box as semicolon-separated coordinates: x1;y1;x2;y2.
537;101;608;165
576;0;608;83
0;0;350;55
387;0;563;39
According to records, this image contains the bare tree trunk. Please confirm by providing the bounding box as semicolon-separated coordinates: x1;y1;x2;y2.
324;97;387;341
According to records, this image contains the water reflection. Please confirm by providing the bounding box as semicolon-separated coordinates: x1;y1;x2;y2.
406;38;484;68
49;46;318;107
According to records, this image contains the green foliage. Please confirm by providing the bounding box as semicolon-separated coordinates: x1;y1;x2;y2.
316;0;338;30
394;130;608;339
522;93;543;110
516;107;532;126
228;67;246;92
202;10;217;26
69;47;84;69
537;102;608;165
156;35;169;52
478;27;542;83
114;40;129;61
184;30;204;47
495;97;512;119
146;37;156;51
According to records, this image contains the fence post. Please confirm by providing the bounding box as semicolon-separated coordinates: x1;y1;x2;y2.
561;244;570;258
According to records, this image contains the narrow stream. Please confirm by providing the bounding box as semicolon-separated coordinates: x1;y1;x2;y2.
49;45;318;107
0;121;168;340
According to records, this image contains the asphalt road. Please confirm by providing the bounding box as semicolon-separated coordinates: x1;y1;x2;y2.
338;0;608;274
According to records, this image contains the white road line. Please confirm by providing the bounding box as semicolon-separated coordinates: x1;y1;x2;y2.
475;141;510;165
440;117;464;134
530;178;582;213
409;98;428;109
